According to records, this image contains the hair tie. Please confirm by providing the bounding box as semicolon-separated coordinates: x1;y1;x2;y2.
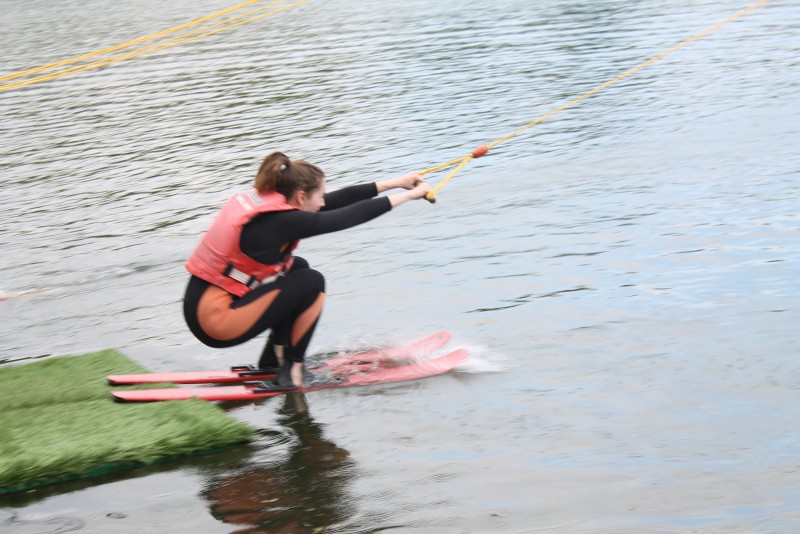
279;164;287;171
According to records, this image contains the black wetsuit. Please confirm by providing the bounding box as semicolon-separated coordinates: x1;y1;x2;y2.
183;183;391;366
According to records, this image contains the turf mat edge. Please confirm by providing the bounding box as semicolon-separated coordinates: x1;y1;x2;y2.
0;350;255;494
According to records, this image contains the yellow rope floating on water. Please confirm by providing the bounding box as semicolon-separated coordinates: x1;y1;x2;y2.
0;0;309;92
421;0;769;202
0;0;260;83
2;0;769;197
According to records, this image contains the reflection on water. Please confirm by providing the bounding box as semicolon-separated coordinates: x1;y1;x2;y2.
205;394;355;533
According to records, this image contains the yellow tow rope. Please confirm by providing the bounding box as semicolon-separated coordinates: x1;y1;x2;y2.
420;0;769;202
0;0;309;92
1;0;769;197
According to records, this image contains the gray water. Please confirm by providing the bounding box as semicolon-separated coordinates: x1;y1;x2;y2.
1;0;799;531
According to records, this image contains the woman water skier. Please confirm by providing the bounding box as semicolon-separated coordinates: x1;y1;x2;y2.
183;151;432;388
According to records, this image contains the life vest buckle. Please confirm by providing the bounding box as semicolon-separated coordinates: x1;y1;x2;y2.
225;265;282;290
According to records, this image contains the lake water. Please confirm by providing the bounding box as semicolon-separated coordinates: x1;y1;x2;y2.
1;0;799;532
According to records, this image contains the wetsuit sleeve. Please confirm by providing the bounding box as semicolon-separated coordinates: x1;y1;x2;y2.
290;196;392;238
240;196;391;262
322;182;379;210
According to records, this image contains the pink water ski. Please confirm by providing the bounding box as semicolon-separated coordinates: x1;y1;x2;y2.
112;348;468;402
108;331;451;385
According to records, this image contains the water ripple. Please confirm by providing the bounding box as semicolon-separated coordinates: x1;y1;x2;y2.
1;0;798;531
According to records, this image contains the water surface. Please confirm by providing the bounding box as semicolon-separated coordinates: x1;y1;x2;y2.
1;0;798;532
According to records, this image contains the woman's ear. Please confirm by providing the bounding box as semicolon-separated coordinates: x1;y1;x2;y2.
288;190;305;207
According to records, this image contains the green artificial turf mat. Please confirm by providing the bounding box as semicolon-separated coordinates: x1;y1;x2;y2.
0;350;255;494
0;349;147;410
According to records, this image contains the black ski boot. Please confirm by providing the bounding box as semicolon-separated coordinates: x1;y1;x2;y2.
275;359;298;389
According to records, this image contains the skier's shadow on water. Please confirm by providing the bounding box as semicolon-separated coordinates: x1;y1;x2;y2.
203;393;357;533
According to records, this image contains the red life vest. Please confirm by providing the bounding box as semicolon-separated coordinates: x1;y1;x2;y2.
186;189;298;297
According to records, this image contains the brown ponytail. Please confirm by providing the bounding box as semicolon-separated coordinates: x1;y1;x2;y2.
254;151;324;198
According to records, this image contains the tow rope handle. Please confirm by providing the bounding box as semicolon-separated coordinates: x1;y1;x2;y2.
421;145;489;203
